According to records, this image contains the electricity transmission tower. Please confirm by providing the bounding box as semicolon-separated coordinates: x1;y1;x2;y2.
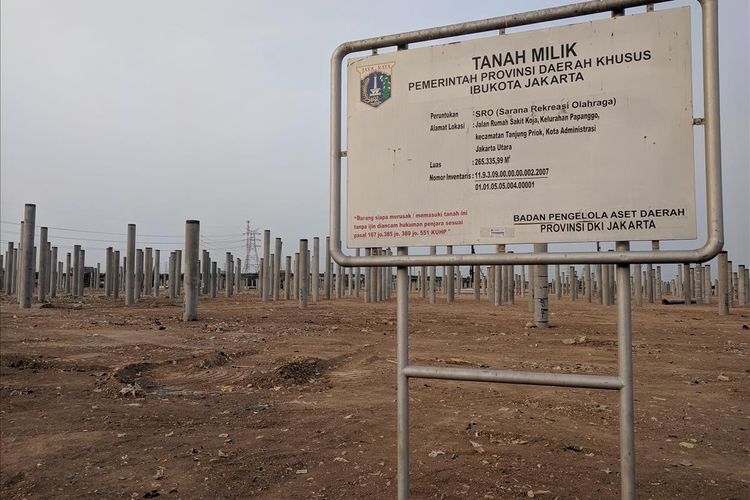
243;221;261;273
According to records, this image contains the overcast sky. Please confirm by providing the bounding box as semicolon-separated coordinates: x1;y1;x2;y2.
1;0;747;275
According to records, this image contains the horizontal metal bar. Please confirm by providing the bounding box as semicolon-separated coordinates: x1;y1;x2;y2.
329;245;721;268
403;364;623;390
332;0;674;56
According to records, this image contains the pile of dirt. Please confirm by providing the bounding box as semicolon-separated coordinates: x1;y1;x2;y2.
275;358;328;385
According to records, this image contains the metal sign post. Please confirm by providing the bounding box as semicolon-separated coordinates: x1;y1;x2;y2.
330;1;723;498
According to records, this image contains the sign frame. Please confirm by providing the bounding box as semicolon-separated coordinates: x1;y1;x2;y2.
329;0;723;268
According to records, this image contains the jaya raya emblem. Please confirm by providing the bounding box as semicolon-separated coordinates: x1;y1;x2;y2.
358;62;394;108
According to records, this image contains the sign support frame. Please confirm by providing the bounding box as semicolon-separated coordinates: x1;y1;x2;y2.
330;1;723;499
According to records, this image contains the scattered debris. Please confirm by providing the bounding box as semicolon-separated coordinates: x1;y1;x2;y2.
154;467;165;480
469;440;485;454
679;442;696;449
118;383;143;398
428;450;446;458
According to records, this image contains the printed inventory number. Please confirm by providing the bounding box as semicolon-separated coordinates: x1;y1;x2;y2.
473;168;549;180
475;180;535;191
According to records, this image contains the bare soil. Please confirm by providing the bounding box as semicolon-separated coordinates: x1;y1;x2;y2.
1;290;748;499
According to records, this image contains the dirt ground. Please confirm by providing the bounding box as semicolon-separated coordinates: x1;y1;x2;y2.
0;289;748;499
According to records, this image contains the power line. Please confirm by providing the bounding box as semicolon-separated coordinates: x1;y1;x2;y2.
0;220;243;239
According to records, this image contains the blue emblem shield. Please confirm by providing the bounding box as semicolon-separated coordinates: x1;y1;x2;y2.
360;71;392;107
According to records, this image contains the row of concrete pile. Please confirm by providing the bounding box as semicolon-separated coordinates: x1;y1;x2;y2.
2;204;748;324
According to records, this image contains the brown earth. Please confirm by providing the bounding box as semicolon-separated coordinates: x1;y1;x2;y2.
1;290;748;499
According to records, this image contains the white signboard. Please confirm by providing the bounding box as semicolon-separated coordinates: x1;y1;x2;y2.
346;8;695;248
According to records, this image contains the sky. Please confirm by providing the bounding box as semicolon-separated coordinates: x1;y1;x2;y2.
1;0;748;276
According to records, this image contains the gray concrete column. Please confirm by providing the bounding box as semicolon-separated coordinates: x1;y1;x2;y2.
419;264;426;299
324;236;331;300
125;224;136;305
113;251;121;299
38;227;48;302
718;254;732;313
506;254;514;304
258;257;264;297
375;251;382;302
65;252;72;294
210;260;217;298
225;252;233;297
738;265;746;306
602;261;610;305
78;248;85;297
183;220;200;321
144;248;153;296
285;255;292;300
105;247;113;296
19;205;36;308
153;249;160;297
202;250;210;295
595;264;603;304
72;244;81;298
703;265;711;303
299;240;308;308
528;265;535;312
312;237;320;303
683;263;693;306
175;250;182;296
15;222;23;298
656;266;663;300
555;264;562;299
3;242;12;294
12;248;19;295
727;260;734;307
56;261;63;294
570;266;577;301
293;253;300;299
473;265;480;301
364;248;371;303
645;263;654;303
235;258;242;294
336;262;343;299
695;264;704;305
262;229;271;301
584;263;592;303
520;265;526;297
493;245;503;307
50;246;58;298
533;243;549;328
633;264;642;307
347;265;354;296
446;245;454;303
355;248;361;298
168;252;176;299
429;246;436;304
273;238;282;300
135;249;144;301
